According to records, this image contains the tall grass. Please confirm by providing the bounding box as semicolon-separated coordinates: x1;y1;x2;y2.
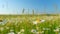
0;15;60;34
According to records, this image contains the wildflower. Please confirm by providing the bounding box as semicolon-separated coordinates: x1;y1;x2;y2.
40;19;45;23
0;19;7;25
36;31;44;34
33;21;38;25
17;31;24;34
31;29;37;33
17;29;24;34
8;32;15;34
8;29;15;34
17;32;21;34
54;28;59;32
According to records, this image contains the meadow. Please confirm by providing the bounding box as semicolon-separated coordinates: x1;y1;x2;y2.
0;15;60;34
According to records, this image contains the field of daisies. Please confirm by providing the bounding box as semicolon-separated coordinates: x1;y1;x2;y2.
0;15;60;34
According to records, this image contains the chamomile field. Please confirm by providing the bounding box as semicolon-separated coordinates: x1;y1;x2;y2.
0;0;60;34
0;15;60;34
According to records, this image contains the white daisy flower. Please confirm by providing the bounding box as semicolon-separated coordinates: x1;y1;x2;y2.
0;19;7;25
40;19;45;23
17;32;21;34
8;32;15;34
17;29;24;34
54;28;59;32
33;21;38;25
17;32;24;34
33;19;45;24
31;29;37;33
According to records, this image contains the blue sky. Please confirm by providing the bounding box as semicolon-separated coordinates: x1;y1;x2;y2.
0;0;60;14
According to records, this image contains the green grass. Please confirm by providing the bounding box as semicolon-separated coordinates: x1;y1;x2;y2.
0;15;60;34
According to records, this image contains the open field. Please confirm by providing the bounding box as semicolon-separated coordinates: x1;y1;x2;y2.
0;15;60;34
